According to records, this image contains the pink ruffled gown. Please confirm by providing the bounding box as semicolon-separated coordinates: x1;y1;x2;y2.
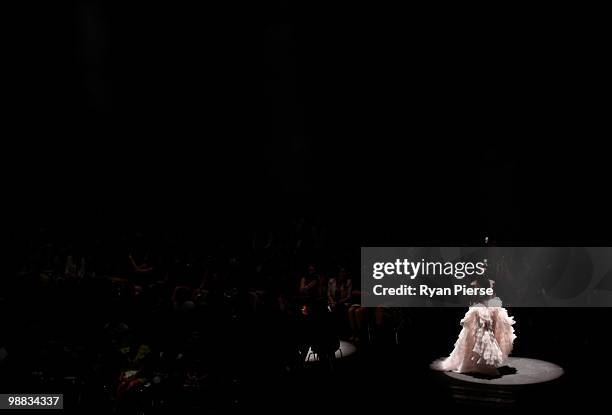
431;297;516;374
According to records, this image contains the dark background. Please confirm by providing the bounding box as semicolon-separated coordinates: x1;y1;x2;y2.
6;14;611;243
3;3;611;412
5;5;610;246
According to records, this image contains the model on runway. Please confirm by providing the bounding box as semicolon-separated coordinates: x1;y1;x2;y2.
431;280;516;374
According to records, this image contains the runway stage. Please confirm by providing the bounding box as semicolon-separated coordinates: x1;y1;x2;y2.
444;357;564;385
437;358;565;408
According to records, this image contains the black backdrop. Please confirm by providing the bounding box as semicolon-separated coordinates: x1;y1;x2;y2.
3;4;612;411
5;7;610;246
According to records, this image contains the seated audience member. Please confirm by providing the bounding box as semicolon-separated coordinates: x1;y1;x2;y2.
327;267;353;311
299;264;321;300
172;286;195;312
64;255;78;279
295;301;339;365
348;283;367;343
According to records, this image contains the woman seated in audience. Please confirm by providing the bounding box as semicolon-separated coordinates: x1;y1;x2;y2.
299;264;321;300
327;267;352;312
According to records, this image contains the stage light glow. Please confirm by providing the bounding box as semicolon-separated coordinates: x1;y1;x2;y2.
305;340;357;362
444;357;564;385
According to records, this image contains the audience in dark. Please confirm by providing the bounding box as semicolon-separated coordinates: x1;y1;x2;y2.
1;218;391;412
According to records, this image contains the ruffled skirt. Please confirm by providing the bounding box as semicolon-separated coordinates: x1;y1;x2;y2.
431;305;516;374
